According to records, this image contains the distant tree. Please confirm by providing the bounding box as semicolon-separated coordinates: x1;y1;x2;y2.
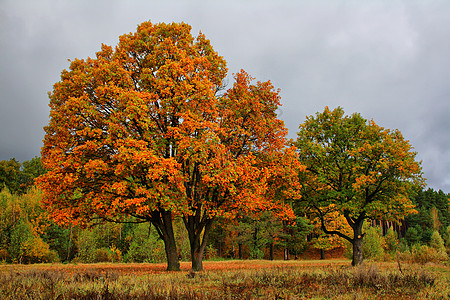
0;159;21;193
16;157;47;194
405;226;422;246
362;226;384;260
294;107;424;266
383;227;399;255
0;188;57;263
281;216;312;260
233;211;284;259
405;189;450;241
125;222;165;263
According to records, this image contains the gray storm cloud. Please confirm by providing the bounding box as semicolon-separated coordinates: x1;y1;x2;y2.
0;0;448;192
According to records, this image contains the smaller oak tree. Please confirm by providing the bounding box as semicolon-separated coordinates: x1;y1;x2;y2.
294;107;424;266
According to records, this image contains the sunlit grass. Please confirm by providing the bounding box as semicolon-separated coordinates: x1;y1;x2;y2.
1;260;448;299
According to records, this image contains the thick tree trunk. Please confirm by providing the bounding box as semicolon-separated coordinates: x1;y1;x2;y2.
151;209;180;271
164;235;180;271
185;215;214;271
351;220;364;266
191;248;203;271
320;249;325;260
238;242;243;259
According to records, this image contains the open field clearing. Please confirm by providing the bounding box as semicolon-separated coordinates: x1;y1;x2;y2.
1;259;449;299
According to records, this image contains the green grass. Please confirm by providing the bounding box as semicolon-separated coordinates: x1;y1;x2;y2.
1;260;448;299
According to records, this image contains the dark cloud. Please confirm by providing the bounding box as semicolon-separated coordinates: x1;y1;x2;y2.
0;0;448;192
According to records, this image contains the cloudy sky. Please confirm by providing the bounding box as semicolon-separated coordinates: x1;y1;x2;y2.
1;0;449;192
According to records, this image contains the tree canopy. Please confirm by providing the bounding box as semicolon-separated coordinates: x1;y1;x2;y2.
294;106;424;265
36;21;296;271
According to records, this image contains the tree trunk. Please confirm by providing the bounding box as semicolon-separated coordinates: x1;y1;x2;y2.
164;234;180;271
151;209;180;271
269;242;274;261
320;248;325;260
351;220;364;266
191;246;204;271
253;226;258;258
66;223;72;262
184;215;214;271
284;247;289;260
238;242;243;259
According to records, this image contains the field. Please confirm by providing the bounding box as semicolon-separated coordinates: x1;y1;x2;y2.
1;259;449;299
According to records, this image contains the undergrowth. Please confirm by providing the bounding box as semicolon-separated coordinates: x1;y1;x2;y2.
0;262;448;299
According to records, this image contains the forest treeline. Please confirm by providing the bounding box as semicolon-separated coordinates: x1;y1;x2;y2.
1;156;448;264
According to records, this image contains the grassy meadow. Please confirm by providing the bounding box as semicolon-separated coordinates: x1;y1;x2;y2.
1;259;449;299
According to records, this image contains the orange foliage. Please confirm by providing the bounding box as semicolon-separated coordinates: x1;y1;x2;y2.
36;21;298;233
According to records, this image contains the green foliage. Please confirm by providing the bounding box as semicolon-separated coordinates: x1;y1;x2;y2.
410;244;448;264
76;229;98;263
0;159;21;194
282;216;312;256
383;227;399;254
41;223;73;262
125;223;165;263
17;157;46;194
0;157;46;195
444;225;450;248
8;222;33;263
7;221;57;264
233;211;291;259
430;231;447;254
234;214;270;259
405;189;450;246
362;226;384;260
294;107;423;266
405;226;422;246
0;188;58;263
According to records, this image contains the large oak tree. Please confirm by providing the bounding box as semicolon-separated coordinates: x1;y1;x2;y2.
294;107;424;265
37;21;227;270
37;21;296;271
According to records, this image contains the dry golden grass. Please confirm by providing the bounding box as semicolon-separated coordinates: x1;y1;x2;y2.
1;259;448;299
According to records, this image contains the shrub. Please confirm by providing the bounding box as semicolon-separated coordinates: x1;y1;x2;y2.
363;226;384;260
125;223;165;263
8;222;33;263
76;230;97;263
0;248;9;261
444;225;450;248
383;227;399;254
430;231;446;251
411;244;448;264
405;226;421;246
94;248;111;263
22;236;59;263
108;245;122;262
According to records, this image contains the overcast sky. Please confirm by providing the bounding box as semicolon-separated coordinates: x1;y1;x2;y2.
1;0;449;192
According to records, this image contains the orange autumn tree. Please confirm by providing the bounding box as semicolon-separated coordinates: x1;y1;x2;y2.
179;71;299;271
37;21;296;271
294;107;424;266
37;21;227;271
